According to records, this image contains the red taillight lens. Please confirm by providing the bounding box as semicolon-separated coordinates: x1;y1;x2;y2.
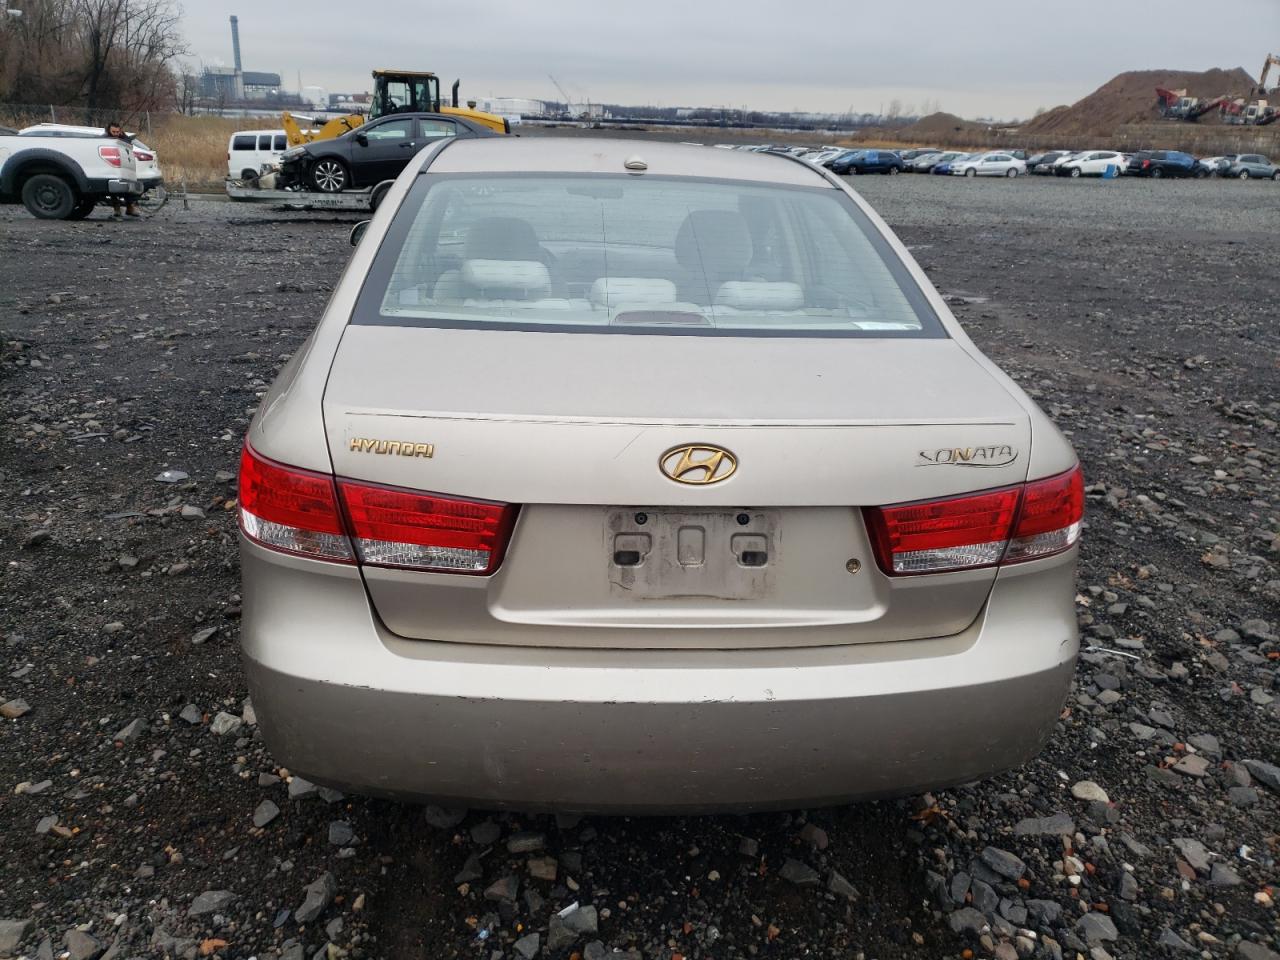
98;145;122;168
1005;465;1084;563
338;481;517;575
865;487;1021;575
134;150;154;162
238;445;353;561
236;444;517;574
864;465;1083;576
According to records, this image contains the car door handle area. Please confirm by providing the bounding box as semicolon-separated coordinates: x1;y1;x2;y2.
399;142;416;149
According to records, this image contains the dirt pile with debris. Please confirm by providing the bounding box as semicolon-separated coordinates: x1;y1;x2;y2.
1023;67;1257;135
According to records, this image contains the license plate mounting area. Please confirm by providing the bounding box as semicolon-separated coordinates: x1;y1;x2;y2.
605;508;778;600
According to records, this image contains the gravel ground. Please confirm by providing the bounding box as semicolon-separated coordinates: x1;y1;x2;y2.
1;167;1278;960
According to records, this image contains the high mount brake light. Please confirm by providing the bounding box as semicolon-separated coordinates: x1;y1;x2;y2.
237;444;516;575
864;465;1083;576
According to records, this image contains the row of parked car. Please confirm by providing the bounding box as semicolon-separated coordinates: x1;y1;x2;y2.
717;142;1280;181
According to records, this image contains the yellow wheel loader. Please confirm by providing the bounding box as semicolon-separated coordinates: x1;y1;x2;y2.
282;70;508;147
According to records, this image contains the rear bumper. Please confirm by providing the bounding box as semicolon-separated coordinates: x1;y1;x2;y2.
240;540;1078;813
86;177;142;195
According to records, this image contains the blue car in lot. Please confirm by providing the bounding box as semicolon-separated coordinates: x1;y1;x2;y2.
932;153;971;175
829;149;905;175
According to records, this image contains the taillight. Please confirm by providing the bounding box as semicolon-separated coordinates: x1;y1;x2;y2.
238;445;353;562
98;145;122;168
864;465;1082;576
339;481;517;575
134;150;154;162
237;444;516;575
1005;465;1084;563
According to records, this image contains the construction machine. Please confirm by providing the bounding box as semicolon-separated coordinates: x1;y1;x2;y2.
281;70;507;147
1253;53;1279;97
1155;88;1228;121
1215;54;1280;125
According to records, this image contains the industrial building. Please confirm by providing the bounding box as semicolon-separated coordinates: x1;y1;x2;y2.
199;16;284;103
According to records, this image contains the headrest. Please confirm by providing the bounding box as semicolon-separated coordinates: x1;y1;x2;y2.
461;259;551;298
674;210;753;274
465;217;542;261
714;281;805;311
589;277;678;308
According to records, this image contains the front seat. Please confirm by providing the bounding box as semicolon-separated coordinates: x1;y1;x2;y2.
674;210;754;304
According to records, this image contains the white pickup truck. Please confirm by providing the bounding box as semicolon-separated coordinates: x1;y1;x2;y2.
0;127;143;219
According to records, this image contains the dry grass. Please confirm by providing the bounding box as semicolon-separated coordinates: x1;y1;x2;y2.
148;114;281;189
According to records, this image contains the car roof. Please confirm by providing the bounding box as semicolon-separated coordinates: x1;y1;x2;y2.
426;137;833;187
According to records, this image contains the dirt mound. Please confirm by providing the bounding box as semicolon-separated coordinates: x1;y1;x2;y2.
901;111;990;138
1023;67;1256;135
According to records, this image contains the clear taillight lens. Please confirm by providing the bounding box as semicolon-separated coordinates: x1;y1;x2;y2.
98;145;122;168
238;445;353;562
864;465;1083;576
237;444;517;575
338;481;517;575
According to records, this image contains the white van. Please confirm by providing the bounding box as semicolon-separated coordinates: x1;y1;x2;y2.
228;129;289;180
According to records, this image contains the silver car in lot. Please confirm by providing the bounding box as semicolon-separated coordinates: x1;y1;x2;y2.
238;137;1083;813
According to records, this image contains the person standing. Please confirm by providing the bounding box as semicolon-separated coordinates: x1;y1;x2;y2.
103;121;142;219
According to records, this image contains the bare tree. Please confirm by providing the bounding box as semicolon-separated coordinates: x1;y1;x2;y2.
0;0;185;113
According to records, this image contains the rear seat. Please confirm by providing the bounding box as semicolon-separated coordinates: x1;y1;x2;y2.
712;281;805;312
461;259;552;299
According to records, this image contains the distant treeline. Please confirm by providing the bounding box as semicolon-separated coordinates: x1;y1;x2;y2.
0;0;185;116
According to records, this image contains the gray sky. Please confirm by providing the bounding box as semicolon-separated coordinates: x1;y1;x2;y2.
183;0;1280;120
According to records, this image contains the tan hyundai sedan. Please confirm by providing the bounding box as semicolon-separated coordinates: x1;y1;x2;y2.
238;137;1082;813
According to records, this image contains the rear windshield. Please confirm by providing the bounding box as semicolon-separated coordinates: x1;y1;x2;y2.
352;173;944;338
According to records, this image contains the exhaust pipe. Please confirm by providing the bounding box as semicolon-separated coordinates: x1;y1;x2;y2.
452;80;460;108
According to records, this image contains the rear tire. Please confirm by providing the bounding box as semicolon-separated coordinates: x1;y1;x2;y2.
1150;167;1164;179
1006;168;1018;178
1238;170;1250;179
369;182;391;212
887;166;899;175
67;198;97;220
240;168;258;181
1069;167;1082;178
1272;171;1280;180
21;174;77;220
310;158;349;193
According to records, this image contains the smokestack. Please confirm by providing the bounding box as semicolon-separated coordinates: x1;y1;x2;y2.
229;16;243;74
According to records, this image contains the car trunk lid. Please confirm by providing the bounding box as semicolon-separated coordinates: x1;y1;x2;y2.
322;326;1032;648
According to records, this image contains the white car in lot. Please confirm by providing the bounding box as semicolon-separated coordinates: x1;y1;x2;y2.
1055;151;1127;178
804;146;848;166
1;127;141;218
951;152;1027;178
19;123;163;190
